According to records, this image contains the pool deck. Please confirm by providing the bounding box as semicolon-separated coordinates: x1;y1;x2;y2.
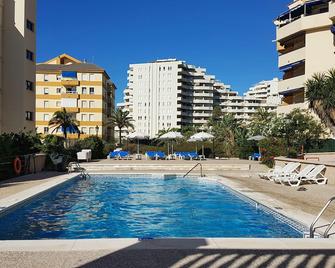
1;161;335;267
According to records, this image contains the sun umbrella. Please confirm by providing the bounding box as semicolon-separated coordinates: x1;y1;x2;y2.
187;137;199;152
127;132;149;154
190;132;214;157
159;131;184;155
247;135;265;155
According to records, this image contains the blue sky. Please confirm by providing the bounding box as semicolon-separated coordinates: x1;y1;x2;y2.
37;0;290;104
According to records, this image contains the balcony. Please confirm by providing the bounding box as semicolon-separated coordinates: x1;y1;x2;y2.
278;75;305;93
279;47;306;68
277;12;332;40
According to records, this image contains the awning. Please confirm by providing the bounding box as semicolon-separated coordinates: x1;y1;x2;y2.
61;125;79;134
331;25;335;35
279;60;305;72
62;71;77;79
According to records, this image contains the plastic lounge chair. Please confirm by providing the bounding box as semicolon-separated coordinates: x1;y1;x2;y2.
260;162;297;180
108;151;119;159
300;165;328;185
276;164;316;186
188;152;199;160
119;151;131;160
269;162;301;181
157;151;166;160
145;151;156;160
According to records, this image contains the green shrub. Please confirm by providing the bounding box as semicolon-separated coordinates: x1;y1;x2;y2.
41;135;66;155
77;136;104;159
259;138;286;168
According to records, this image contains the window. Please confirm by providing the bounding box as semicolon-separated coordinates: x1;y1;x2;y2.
26;50;34;61
44;101;48;108
56;75;61;81
43;127;49;134
89;74;95;81
66;87;76;94
82;73;89;81
89;87;94;94
82;101;87;108
25;111;33;121
138;75;142;79
43;114;49;121
26;80;33;91
81;127;87;134
43;88;49;95
82;87;87;94
89;114;94;121
89;101;94;108
26;19;34;32
56;88;61;94
89;127;95;135
56;101;61;107
81;114;87;121
43;74;49;81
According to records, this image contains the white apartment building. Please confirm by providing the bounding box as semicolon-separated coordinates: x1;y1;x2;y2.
123;59;232;138
275;0;335;114
122;59;279;138
244;78;282;106
215;87;278;121
0;0;36;133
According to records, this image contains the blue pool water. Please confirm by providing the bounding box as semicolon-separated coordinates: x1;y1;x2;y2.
0;175;303;239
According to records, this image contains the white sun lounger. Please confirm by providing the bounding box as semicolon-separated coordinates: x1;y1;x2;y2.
276;164;316;186
299;165;328;186
259;162;299;180
269;162;301;181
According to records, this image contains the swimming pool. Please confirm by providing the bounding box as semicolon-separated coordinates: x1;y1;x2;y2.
0;175;305;239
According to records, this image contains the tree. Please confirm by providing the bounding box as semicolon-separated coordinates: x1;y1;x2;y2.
109;108;134;144
211;114;243;158
48;108;79;142
248;108;277;136
306;69;335;134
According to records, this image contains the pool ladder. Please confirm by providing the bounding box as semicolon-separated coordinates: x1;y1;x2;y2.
68;162;90;179
310;196;335;238
183;163;204;178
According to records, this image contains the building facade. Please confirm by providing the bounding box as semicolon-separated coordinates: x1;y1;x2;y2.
244;78;281;106
0;0;36;133
122;59;279;138
36;54;116;140
215;86;278;121
275;0;335;114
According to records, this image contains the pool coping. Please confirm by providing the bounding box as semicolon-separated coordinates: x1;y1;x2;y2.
0;172;330;251
0;173;80;216
1;238;335;252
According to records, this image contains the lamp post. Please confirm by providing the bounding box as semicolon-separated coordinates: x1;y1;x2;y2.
95;125;99;137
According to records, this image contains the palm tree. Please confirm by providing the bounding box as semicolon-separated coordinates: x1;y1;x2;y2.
109;108;134;144
48;108;79;142
306;69;335;134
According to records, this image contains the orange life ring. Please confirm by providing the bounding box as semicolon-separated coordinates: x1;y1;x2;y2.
13;157;22;175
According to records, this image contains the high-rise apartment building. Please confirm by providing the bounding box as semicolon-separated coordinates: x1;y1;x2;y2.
275;0;335;114
0;0;36;133
122;59;279;138
244;78;281;106
215;86;278;121
36;54;116;140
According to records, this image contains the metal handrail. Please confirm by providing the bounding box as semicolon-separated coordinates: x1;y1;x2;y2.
310;196;335;238
183;163;203;178
68;162;90;179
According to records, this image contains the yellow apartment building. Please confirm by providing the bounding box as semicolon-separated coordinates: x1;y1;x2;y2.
275;0;335;114
36;54;116;140
0;0;36;133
